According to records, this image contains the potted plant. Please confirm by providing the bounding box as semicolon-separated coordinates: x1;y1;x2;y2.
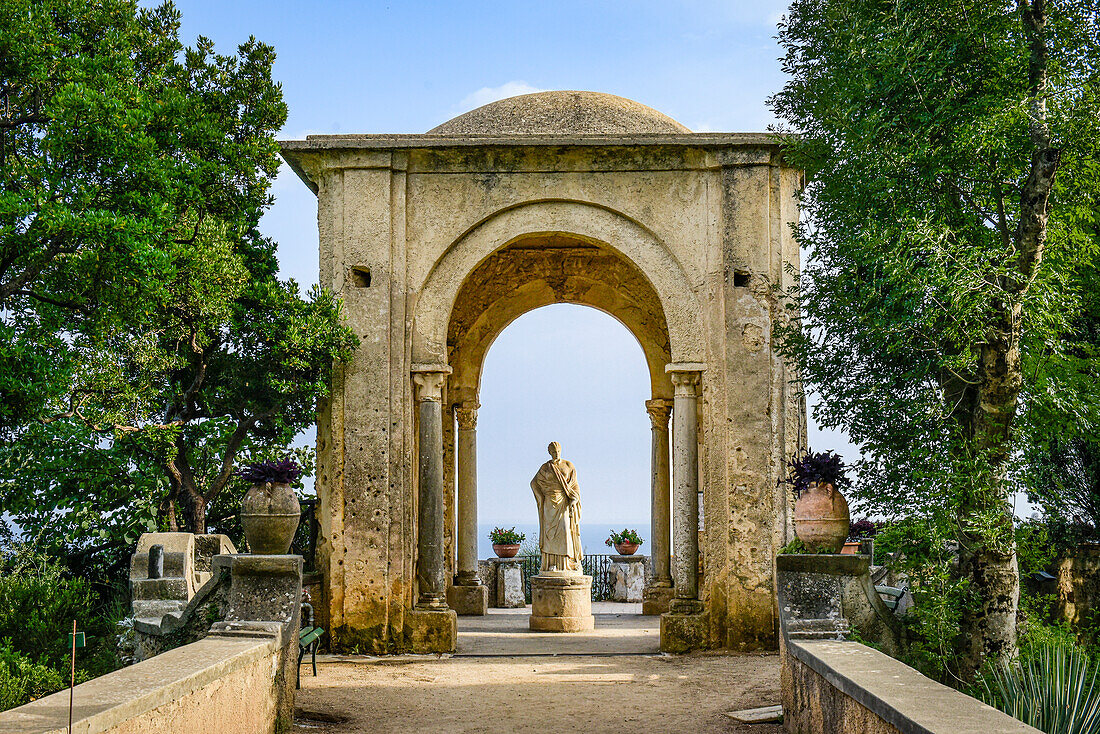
785;450;851;553
843;518;877;555
238;458;303;555
489;526;526;558
605;528;644;555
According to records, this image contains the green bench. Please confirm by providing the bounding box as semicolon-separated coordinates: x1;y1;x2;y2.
297;603;321;691
875;585;906;612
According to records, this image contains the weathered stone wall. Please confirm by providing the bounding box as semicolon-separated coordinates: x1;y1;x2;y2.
0;634;282;734
781;640;1040;734
286;137;805;652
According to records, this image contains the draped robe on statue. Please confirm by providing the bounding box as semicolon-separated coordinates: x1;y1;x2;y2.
531;458;584;573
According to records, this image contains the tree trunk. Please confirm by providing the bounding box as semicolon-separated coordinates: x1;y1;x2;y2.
956;305;1022;676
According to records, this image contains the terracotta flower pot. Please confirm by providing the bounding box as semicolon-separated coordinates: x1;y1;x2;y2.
793;482;850;553
614;542;640;555
493;543;520;558
841;541;861;555
241;481;301;555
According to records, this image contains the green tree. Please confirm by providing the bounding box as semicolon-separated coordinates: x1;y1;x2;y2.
770;0;1100;677
0;0;358;539
0;0;285;429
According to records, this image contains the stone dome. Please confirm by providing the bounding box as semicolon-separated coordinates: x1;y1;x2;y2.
427;91;691;136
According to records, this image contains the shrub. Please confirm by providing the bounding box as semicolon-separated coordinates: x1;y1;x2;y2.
0;642;65;710
0;547;124;712
0;549;99;670
976;644;1100;734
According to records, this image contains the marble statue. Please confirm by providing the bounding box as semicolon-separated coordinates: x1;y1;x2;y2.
530;441;584;573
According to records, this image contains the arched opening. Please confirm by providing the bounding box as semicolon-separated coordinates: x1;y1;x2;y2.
477;304;651;577
440;234;678;650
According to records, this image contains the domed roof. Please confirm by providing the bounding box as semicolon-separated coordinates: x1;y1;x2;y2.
428;91;691;136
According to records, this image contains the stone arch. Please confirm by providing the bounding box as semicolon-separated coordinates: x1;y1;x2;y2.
411;200;705;367
445;234;673;404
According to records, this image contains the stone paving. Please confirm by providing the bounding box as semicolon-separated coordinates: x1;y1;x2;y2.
295;605;782;733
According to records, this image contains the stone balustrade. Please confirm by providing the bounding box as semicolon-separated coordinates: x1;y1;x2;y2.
777;553;1040;734
0;547;302;734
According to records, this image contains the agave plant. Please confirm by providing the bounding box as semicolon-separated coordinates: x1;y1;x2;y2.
976;644;1100;734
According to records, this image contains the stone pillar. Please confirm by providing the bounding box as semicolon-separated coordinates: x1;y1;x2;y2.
408;365;457;652
446;401;489;615
643;399;674;615
661;364;710;652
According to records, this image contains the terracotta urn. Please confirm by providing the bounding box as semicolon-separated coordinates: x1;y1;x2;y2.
793;482;850;553
841;541;861;555
493;543;520;558
614;542;640;556
241;481;301;555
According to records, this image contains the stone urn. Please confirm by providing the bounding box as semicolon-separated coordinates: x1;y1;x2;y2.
614;542;640;556
493;543;520;558
241;481;301;555
793;482;850;553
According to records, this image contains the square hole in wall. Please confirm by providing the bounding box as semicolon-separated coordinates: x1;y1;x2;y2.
733;270;751;287
351;266;372;288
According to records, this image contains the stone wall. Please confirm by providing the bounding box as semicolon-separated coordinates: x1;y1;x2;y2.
0;634;284;734
781;640;1040;734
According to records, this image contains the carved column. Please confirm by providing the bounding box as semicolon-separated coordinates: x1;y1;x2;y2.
646;399;673;587
454;402;480;586
412;365;451;610
667;365;704;611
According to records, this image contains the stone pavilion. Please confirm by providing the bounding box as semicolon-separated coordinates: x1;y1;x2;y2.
279;91;806;654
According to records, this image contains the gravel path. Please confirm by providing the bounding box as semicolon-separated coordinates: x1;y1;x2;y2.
294;651;782;734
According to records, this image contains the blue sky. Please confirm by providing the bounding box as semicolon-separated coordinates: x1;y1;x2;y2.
170;0;862;524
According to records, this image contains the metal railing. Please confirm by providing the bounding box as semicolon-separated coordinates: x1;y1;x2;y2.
520;553;617;602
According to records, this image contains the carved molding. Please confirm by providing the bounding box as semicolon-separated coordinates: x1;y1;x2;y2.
412;365;451;402
455;402;480;430
645;398;673;430
667;366;704;398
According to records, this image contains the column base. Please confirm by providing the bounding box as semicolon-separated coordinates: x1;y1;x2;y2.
446;583;488;615
660;604;710;653
405;607;457;653
530;574;594;632
642;584;675;615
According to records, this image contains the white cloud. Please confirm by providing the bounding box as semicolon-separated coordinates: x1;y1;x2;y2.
458;81;547;112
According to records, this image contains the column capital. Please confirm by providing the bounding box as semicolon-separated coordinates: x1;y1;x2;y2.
666;363;705;397
454;401;480;430
644;398;673;429
411;364;451;402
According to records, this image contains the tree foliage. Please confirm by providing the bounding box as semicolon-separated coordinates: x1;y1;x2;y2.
0;0;357;556
771;0;1100;676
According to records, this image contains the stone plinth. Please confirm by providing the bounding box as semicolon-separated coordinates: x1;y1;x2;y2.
405;607;457;653
492;557;527;608
530;574;594;632
660;599;710;653
642;584;675;615
447;583;489;615
609;555;648;602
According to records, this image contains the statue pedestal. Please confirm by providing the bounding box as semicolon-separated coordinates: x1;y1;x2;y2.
529;573;594;632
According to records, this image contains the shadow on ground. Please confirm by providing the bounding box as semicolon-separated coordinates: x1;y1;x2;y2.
298;605;781;733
